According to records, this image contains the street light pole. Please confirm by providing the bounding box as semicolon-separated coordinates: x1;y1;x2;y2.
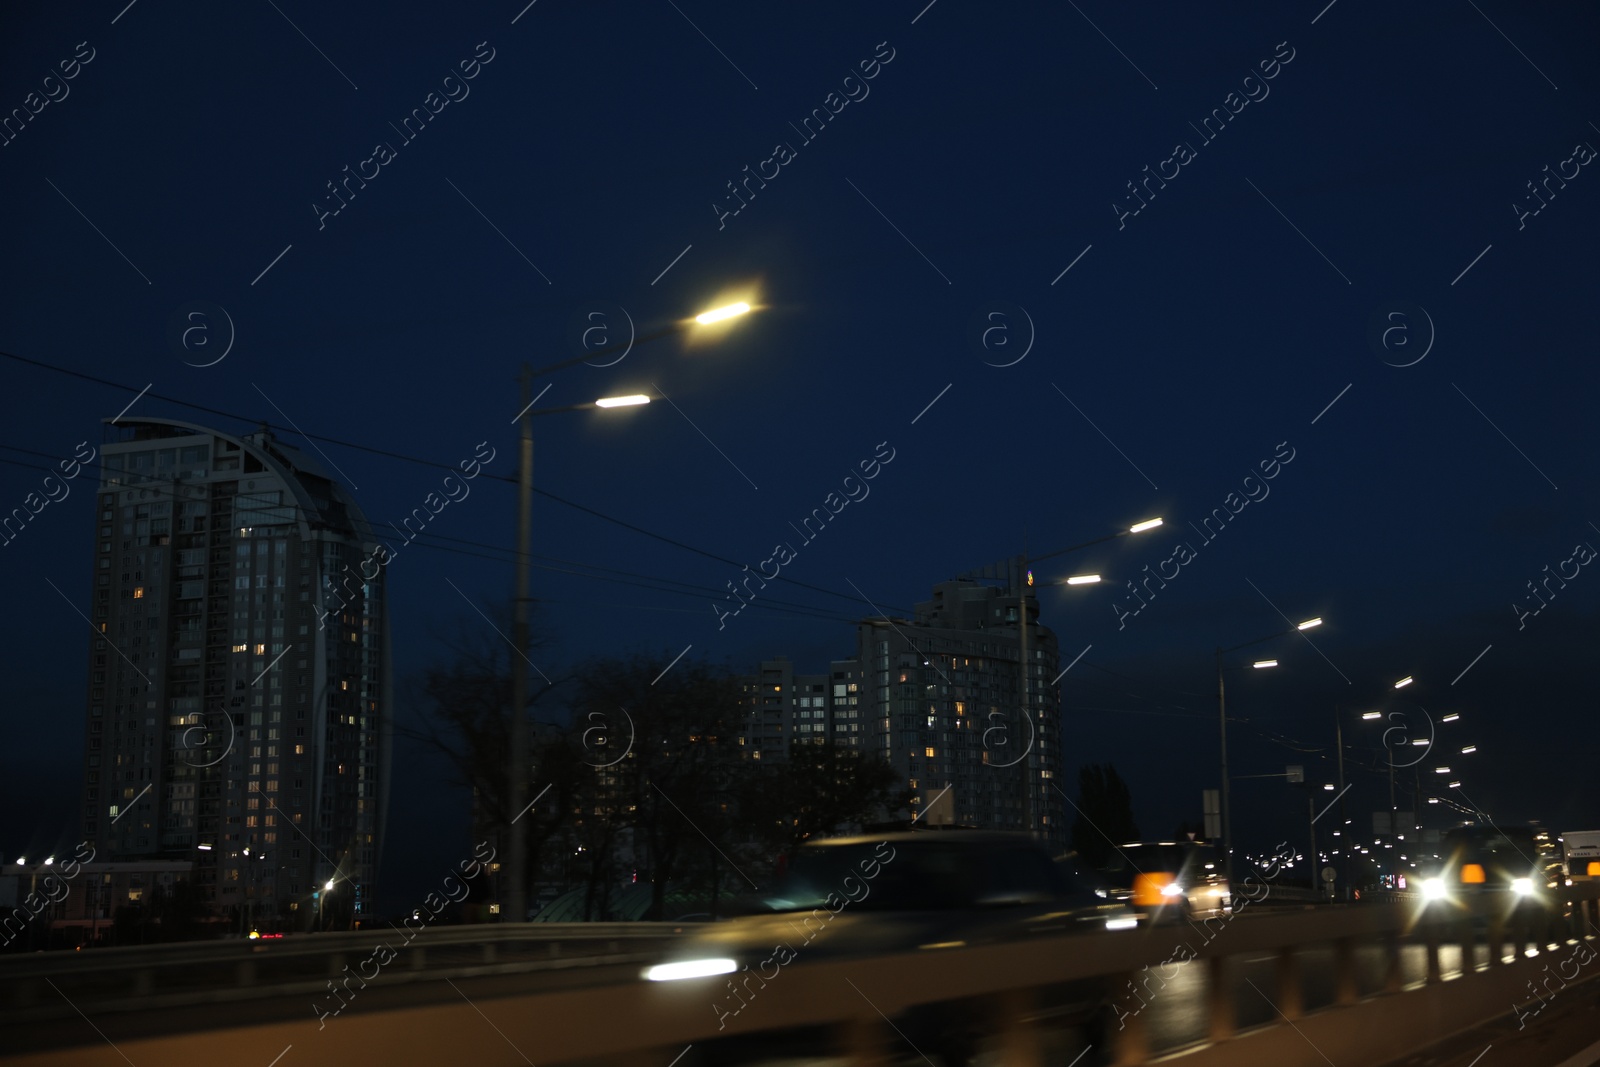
1213;616;1322;890
507;365;534;926
1216;650;1232;887
499;300;753;924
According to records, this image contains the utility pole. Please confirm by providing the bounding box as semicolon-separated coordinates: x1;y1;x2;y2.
1335;710;1349;900
1216;651;1232;887
507;365;534;925
1018;553;1035;841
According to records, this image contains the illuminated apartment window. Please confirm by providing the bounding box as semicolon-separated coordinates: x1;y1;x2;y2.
232;644;248;653
340;680;348;691
925;747;936;758
132;587;144;598
254;644;265;655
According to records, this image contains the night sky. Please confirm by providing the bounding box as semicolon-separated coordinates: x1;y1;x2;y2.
3;1;1598;912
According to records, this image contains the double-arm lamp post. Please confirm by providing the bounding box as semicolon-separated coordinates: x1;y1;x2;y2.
1215;615;1322;886
504;301;754;924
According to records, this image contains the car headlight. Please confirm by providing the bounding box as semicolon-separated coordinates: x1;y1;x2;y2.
1105;916;1138;931
643;958;738;982
1511;877;1534;896
1161;883;1183;897
1420;878;1449;902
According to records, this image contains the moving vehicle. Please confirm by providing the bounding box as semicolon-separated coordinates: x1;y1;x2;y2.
1093;840;1230;920
644;831;1133;1065
1561;830;1600;886
1416;824;1557;907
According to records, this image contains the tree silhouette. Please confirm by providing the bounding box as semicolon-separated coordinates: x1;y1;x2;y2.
1069;763;1140;868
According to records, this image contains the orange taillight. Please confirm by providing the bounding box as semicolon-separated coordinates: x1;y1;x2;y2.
1461;863;1486;884
1587;861;1600;877
1133;872;1173;907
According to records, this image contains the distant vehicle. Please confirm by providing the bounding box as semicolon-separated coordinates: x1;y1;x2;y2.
1417;824;1557;907
644;831;1133;1065
1092;840;1230;920
1561;830;1600;886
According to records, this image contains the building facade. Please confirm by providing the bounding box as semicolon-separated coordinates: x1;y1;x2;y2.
736;656;828;759
78;418;390;929
853;572;1065;848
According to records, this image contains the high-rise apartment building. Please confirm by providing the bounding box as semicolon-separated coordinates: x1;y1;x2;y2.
79;418;389;929
853;572;1064;848
736;656;828;759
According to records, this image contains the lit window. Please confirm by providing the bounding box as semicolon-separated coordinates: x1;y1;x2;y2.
232;643;248;653
254;644;265;655
132;587;144;598
925;747;936;758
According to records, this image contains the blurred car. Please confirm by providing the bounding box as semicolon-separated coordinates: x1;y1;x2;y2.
1093;840;1230;921
644;830;1134;1065
1417;824;1558;909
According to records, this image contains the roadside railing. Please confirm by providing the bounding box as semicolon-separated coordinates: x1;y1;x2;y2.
6;886;1600;1067
0;921;701;1023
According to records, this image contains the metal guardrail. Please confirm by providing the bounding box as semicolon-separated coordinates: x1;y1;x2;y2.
0;921;702;1023
7;890;1600;1066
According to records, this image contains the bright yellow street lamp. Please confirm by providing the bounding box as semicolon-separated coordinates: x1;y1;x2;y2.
694;301;751;325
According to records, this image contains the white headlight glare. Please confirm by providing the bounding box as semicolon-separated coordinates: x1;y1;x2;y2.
1511;877;1534;896
1161;883;1183;897
1104;916;1138;931
643;958;738;982
1420;878;1448;902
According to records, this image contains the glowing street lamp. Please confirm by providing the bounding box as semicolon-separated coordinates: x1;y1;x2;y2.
1129;517;1164;533
1066;574;1101;585
1297;617;1323;630
1394;676;1414;689
1252;659;1278;669
1361;711;1382;720
694;301;751;325
594;394;650;408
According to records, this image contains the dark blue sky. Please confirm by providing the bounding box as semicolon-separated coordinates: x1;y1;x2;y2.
3;0;1597;909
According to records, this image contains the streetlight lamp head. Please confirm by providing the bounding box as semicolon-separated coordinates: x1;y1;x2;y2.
1461;745;1476;754
1361;711;1382;720
43;857;54;866
595;394;650;408
694;301;751;325
1296;617;1322;630
1129;518;1163;533
1394;676;1414;689
1441;713;1460;722
1448;780;1461;789
1066;574;1101;585
1252;659;1278;669
1434;767;1451;774
324;879;335;891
